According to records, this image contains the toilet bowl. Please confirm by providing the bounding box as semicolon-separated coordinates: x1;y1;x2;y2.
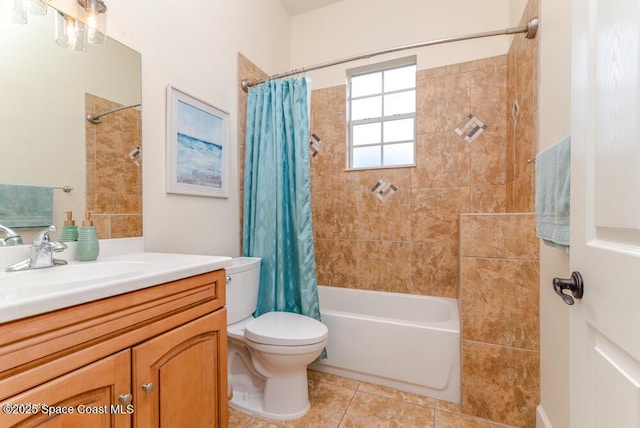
225;257;328;420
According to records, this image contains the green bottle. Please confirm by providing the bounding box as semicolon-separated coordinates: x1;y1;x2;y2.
77;211;99;262
60;211;79;242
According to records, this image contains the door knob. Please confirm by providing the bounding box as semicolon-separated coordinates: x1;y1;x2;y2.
553;271;584;305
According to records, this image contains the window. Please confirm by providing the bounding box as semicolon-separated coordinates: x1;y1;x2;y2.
347;57;416;170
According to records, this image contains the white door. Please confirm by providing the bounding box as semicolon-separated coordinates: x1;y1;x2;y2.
571;0;640;427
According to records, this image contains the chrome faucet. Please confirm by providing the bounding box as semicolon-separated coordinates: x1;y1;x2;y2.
5;225;68;272
0;224;23;246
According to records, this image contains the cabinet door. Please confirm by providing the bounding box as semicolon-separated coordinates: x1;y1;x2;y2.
132;310;228;428
0;350;132;428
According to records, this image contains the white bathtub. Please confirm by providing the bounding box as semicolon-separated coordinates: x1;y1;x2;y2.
310;285;460;403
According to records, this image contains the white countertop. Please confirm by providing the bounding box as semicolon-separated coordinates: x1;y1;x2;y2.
0;238;232;323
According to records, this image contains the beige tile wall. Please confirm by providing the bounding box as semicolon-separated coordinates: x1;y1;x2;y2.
506;0;539;212
310;56;508;297
85;93;142;239
460;213;539;427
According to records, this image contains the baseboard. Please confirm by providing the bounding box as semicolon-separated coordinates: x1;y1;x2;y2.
536;404;553;428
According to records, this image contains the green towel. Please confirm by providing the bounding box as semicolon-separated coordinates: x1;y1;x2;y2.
535;136;570;249
0;184;54;228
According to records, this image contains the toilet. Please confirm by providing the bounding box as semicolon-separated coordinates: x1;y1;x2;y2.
225;257;328;420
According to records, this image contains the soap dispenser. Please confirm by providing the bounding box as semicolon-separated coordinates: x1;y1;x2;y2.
77;211;99;262
59;211;79;242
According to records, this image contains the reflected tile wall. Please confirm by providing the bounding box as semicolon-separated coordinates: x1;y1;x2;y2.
85;94;142;239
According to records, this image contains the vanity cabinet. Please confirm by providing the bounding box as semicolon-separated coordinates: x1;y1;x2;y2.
0;270;228;428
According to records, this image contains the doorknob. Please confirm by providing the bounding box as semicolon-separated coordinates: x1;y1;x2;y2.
553;271;584;305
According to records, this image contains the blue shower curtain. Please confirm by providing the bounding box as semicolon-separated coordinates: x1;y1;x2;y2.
243;77;323;328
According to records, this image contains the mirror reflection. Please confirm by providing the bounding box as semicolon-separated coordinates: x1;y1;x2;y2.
0;4;142;241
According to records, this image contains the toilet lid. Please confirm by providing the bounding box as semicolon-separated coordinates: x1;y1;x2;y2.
244;311;328;346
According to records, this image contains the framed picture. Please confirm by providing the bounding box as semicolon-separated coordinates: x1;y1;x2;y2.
166;85;229;198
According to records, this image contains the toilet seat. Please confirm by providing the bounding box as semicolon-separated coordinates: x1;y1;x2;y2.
244;311;328;346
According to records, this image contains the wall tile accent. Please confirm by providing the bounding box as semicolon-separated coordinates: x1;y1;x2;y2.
370;179;398;202
310;132;323;157
455;114;487;143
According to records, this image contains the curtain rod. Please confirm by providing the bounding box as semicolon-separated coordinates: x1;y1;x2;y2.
241;17;539;91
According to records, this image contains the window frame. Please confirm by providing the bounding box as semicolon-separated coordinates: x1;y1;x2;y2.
346;56;417;171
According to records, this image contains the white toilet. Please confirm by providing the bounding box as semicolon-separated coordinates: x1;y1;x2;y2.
225;257;328;420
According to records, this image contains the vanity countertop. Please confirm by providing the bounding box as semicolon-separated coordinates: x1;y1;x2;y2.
0;244;232;323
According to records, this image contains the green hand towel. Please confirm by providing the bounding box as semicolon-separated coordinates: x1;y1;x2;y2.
0;184;54;228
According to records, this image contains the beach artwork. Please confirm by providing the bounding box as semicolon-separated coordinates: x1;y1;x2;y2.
176;100;223;188
166;86;229;197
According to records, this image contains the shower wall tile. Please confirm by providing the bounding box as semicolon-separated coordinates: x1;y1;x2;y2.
507;174;535;213
411;187;470;242
314;239;359;288
470;185;506;213
461;214;538;260
111;215;143;239
469;131;507;186
417;55;506;80
85;93;141;240
411;241;459;297
462;341;539;428
506;0;538;213
312;191;359;240
462;258;540;350
357;189;411;241
417;72;471;134
411;132;470;189
470;63;508;133
357;241;412;293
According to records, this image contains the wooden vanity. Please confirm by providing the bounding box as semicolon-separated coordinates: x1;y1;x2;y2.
0;269;228;427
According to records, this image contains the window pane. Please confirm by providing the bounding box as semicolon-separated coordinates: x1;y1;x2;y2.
353;146;381;168
351;72;382;97
353;122;381;146
351;96;382;120
384;65;416;92
383;118;414;142
384;91;415;116
383;143;414;166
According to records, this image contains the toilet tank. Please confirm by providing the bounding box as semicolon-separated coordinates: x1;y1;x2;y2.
225;257;261;325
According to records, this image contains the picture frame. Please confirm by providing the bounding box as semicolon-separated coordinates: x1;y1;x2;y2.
166;85;229;198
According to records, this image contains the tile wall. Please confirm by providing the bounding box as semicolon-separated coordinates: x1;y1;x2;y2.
310;55;508;298
506;0;539;212
85;93;142;239
460;213;540;427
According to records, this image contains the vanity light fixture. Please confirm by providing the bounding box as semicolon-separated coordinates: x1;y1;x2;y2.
54;10;87;52
0;0;47;25
77;0;106;45
54;0;107;52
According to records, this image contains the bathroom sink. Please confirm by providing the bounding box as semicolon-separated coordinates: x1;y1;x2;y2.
0;251;233;323
0;261;148;292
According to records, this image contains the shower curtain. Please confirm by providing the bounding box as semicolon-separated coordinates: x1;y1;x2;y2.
243;77;323;330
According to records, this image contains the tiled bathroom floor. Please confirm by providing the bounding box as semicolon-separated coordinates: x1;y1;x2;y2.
228;370;516;427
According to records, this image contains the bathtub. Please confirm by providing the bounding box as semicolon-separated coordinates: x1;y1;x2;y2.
310;285;460;403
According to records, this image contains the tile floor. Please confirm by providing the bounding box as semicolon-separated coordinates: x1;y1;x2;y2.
228;370;516;427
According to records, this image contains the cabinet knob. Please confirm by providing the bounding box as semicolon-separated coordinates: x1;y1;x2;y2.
119;393;133;405
142;383;155;394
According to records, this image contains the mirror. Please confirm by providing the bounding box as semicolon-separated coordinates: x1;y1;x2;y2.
0;4;142;241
